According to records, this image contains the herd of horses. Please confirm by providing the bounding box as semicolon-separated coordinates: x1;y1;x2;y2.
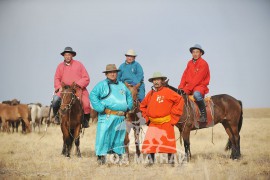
0;100;54;133
57;81;243;161
0;82;243;161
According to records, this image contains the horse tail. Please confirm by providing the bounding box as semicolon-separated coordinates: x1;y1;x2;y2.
225;100;243;151
237;100;243;133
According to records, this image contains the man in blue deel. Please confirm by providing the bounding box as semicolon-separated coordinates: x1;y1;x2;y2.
90;64;133;165
118;49;145;102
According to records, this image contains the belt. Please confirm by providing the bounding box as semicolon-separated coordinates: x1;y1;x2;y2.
104;109;126;116
149;115;171;124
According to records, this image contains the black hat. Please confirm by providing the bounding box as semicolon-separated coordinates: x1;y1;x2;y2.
61;47;76;56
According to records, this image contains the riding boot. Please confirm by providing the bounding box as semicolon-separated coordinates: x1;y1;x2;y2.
97;155;106;165
195;100;207;123
168;153;175;165
82;114;90;128
52;96;61;125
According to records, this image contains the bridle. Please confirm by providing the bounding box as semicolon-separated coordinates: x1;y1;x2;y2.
60;91;76;114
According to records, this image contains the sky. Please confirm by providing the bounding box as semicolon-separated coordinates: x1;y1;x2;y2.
0;0;269;108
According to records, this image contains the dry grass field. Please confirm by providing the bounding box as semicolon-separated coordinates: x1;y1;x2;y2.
0;108;269;179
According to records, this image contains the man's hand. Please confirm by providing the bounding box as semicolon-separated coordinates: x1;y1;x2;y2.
179;89;186;95
55;87;63;93
135;83;141;89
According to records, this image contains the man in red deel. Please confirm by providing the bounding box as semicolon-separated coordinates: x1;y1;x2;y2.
178;44;210;123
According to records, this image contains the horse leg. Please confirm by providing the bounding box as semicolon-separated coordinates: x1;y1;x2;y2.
16;121;19;133
61;141;67;155
74;125;81;157
222;121;239;159
61;125;70;157
124;132;130;157
66;136;72;158
133;125;141;157
22;116;31;133
182;129;192;162
230;124;241;159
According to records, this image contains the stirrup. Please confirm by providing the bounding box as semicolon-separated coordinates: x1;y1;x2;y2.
82;119;89;128
198;116;207;123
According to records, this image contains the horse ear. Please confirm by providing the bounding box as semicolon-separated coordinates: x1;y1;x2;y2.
163;79;169;87
71;82;77;89
124;82;129;87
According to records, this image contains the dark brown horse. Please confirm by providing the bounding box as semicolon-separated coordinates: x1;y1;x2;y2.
124;83;142;158
59;82;83;157
166;84;243;160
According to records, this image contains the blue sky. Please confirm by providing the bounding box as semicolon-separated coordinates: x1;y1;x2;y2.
0;0;269;108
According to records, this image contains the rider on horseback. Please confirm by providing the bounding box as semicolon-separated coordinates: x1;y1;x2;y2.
52;47;91;128
178;44;210;123
117;49;145;102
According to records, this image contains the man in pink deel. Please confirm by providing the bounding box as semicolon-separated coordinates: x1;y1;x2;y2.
52;47;91;128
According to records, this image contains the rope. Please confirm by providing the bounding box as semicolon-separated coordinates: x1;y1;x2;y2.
39;93;54;140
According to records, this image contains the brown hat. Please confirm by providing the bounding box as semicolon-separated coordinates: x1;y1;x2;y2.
102;64;120;73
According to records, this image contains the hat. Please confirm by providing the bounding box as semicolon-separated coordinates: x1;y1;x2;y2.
102;64;120;73
61;47;77;56
125;49;137;57
148;72;167;82
189;44;204;55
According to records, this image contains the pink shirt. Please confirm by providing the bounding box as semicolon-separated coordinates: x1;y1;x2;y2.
54;60;90;91
54;59;91;114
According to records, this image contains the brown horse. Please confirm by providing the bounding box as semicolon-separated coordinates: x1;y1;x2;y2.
124;83;142;158
166;84;243;160
0;103;31;133
59;82;83;157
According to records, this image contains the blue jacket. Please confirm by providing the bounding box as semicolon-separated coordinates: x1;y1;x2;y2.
90;79;133;156
118;61;145;101
90;79;133;113
118;61;144;85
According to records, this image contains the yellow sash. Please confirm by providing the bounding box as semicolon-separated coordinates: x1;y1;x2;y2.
149;115;171;124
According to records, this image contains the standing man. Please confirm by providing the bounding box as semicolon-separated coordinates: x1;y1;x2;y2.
178;44;210;122
118;49;145;102
52;47;91;128
140;72;184;165
90;64;133;165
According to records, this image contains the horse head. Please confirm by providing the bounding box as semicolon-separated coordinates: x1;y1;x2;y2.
124;82;138;101
60;82;78;114
124;82;139;114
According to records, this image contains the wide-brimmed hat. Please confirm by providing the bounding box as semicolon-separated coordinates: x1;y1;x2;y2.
189;44;204;55
102;64;120;73
61;47;76;56
125;49;137;57
148;72;167;82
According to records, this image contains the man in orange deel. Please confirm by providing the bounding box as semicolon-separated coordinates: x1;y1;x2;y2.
140;72;184;166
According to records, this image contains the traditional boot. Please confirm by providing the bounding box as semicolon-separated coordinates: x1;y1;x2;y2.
147;153;155;166
82;114;90;128
52;102;61;125
97;155;106;165
168;153;175;165
195;100;207;123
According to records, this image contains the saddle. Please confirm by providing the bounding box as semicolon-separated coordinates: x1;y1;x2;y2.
187;96;214;129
